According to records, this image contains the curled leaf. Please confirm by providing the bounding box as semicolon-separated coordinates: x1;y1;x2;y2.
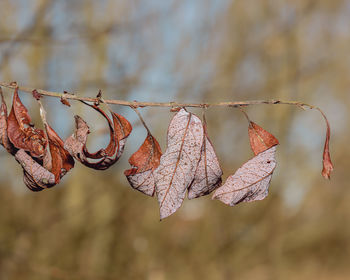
64;105;132;170
125;133;162;196
248;121;279;155
111;111;132;159
15;149;55;191
213;146;277;206
35;100;75;184
320;110;334;179
7;88;47;158
0;87;16;154
155;108;203;219
188;121;222;199
44;124;75;183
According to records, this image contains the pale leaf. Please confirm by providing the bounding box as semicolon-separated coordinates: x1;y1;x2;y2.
188;132;222;199
15;149;55;191
155;109;203;219
213;146;277;206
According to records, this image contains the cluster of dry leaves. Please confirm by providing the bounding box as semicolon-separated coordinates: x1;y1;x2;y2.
0;87;334;219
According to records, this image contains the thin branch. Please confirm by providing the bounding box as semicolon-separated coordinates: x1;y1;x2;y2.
0;82;319;110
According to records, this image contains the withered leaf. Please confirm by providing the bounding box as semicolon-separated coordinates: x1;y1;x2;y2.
15;149;55;191
320;111;334;179
44;124;75;183
32;89;42;100
111;111;132;159
248;121;279;155
0;87;16;154
60;96;71;107
7;88;47;158
188;123;222;199
125;133;162;196
213;146;277;206
155;108;203;219
64;105;132;170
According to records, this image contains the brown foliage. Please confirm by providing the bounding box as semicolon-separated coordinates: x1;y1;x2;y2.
0;88;333;219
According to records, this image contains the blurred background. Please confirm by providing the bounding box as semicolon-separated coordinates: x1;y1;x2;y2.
0;0;349;279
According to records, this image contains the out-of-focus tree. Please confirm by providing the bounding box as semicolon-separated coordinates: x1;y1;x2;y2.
0;0;349;279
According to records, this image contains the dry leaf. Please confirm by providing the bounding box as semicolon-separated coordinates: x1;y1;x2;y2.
7;88;47;158
213;146;277;206
125;133;162;196
0;87;16;154
44;124;75;183
33;100;75;185
64;105;132;170
15;149;55;191
155;108;203;219
32;89;42;100
60;96;71;107
248;121;279;155
320;111;334;179
111;111;132;159
188;122;222;199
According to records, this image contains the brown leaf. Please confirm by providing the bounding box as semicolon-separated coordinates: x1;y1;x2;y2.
188;122;222;199
60;96;71;107
32;89;42;100
248;121;279;155
45;124;75;183
320;111;334;179
125;133;162;196
155;108;203;219
213;146;277;206
111;111;132;159
64;105;132;170
7;88;47;158
0;87;16;154
15;149;55;191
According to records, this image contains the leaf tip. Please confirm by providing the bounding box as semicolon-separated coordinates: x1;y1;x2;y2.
322;156;334;180
320;109;334;180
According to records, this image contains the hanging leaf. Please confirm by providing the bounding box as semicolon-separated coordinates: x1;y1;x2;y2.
7;88;47;158
320;111;334;179
32;89;42;100
0;87;16;154
78;105;117;159
60;96;71;107
213;146;277;206
35;100;75;184
188;120;222;199
248;121;279;155
155;108;203;219
111;111;132;159
125;133;162;196
44;124;75;183
64;104;132;170
15;149;56;191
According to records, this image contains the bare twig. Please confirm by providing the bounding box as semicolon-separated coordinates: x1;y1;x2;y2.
0;82;320;111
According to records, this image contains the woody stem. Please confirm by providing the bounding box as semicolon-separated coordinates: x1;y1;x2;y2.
0;82;318;110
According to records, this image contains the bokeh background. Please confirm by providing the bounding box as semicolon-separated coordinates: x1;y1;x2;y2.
0;0;349;279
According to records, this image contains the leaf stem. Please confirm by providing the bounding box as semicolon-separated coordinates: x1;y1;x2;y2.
132;107;151;135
